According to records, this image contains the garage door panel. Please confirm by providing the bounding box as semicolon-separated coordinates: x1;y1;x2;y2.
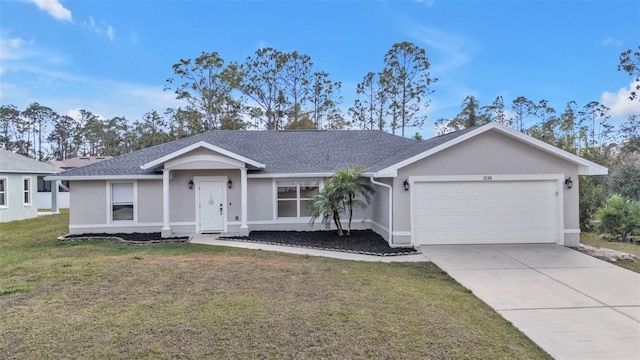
413;180;558;245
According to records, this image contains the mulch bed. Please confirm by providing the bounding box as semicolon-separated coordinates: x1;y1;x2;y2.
221;230;418;256
60;232;189;245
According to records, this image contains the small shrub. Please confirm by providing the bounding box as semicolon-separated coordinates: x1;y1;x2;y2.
596;194;640;242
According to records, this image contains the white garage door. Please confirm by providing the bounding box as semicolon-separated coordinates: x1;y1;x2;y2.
413;180;558;245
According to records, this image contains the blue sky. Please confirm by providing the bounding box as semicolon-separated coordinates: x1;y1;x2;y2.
1;0;639;138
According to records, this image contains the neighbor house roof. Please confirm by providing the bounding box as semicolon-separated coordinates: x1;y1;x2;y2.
46;123;607;180
0;149;61;174
49;156;113;169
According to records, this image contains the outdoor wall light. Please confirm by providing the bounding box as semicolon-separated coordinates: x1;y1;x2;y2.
564;177;573;189
403;179;410;191
188;179;194;190
227;179;233;189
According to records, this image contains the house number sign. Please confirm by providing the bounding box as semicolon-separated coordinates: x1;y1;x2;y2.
483;176;493;181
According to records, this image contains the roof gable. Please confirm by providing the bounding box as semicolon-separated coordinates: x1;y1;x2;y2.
0;149;60;174
373;122;608;176
141;141;266;170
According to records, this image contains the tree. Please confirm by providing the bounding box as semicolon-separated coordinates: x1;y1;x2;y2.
511;96;535;132
329;166;374;235
309;71;344;129
483;96;511;126
309;185;345;236
165;51;244;131
240;48;288;130
0;105;20;150
281;51;313;126
47;114;77;160
349;72;387;130
381;41;437;136
618;45;640;101
434;96;489;134
308;166;373;236
22;102;55;160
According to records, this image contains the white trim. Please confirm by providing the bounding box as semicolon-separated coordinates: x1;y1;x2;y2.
249;172;333;179
246;218;370;226
194;176;228;233
141;141;265;170
46;175;163;181
370;177;394;247
409;174;565;246
564;229;581;234
69;221;197;229
22;176;32;206
0;177;7;209
392;231;412;237
374;122;608;177
410;174;565;182
3;169;58;174
370;220;388;234
240;168;248;230
161;169;171;234
273;178;323;220
165;154;244;170
107;181;138;224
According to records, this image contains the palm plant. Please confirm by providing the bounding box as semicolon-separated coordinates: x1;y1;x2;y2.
308;166;374;236
308;185;345;235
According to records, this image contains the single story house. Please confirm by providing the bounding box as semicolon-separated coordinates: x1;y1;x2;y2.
0;149;61;222
47;122;607;247
37;156;113;209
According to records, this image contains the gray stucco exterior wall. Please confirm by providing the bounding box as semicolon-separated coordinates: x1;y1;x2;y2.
393;131;580;245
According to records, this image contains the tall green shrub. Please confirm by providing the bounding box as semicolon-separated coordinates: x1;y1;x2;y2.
596;194;640;242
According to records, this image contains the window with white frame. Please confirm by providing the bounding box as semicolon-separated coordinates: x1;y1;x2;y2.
111;182;135;221
0;178;6;207
23;177;31;206
276;181;320;218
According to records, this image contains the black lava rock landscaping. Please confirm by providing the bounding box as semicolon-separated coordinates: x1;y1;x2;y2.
221;230;418;256
60;232;189;245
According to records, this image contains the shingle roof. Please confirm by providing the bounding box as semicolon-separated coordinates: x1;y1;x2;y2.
49;156;113;169
0;149;61;174
51;128;474;178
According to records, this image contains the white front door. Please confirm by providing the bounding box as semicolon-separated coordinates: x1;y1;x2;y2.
198;180;225;232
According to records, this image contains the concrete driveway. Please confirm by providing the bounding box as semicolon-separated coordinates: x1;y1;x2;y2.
420;244;640;360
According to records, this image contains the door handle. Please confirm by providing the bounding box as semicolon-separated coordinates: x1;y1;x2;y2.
219;204;223;215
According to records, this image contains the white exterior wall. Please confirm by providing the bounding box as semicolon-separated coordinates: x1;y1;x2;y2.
0;173;38;223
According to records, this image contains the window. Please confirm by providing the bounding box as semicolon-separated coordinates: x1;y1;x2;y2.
23;177;31;205
277;181;320;218
0;178;6;207
111;183;134;221
37;176;51;192
59;180;70;193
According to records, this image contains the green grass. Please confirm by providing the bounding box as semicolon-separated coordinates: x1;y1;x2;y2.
581;232;640;273
0;212;550;359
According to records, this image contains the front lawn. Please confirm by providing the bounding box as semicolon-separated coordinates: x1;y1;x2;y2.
0;212;550;359
581;232;640;273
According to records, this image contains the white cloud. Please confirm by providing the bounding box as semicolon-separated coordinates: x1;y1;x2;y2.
129;31;138;44
415;0;434;7
82;16;116;41
24;0;72;21
402;21;477;75
601;80;640;117
599;37;622;47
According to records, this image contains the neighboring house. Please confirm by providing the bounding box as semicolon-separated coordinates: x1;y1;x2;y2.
0;149;61;222
37;156;113;209
47;123;607;247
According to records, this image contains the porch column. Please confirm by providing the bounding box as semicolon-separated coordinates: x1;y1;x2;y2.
240;167;249;236
51;180;58;213
161;169;172;237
